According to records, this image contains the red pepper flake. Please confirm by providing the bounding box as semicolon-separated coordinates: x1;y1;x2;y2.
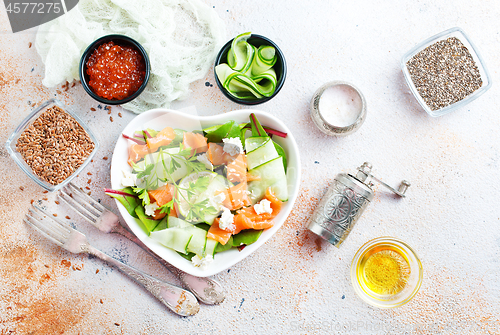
65;216;70;220
53;214;57;217
30;199;34;204
118;112;122;118
107;110;111;115
96;269;100;274
72;82;76;87
114;323;120;326
87;179;91;184
28;42;32;48
43;197;48;201
110;116;113;122
103;157;108;160
87;172;92;175
88;191;92;196
44;264;49;268
55;201;60;205
100;299;103;304
90;107;96;111
56;90;62;94
85;186;90;190
43;190;48;194
91;159;94;162
19;186;24;191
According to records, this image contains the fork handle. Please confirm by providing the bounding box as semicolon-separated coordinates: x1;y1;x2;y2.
86;245;200;316
114;225;225;305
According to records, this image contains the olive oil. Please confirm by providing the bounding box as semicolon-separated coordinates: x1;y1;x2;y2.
359;246;411;295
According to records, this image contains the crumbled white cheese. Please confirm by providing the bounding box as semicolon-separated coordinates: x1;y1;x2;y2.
196;153;213;170
121;170;137;187
144;202;159;216
254;199;273;215
219;206;235;232
222;137;243;156
191;254;214;269
213;192;226;204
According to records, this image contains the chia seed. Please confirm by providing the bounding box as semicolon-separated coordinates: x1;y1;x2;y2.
406;37;482;111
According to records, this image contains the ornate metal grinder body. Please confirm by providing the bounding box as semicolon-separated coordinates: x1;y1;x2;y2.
307;162;410;247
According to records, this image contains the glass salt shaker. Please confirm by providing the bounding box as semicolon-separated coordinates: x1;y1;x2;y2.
307;162;410;247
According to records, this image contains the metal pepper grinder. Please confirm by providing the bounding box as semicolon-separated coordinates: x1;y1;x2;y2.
307;162;410;247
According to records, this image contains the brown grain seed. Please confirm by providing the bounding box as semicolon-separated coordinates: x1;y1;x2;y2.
55;201;59;205
99;298;103;303
90;107;96;111
43;190;48;194
103;157;108;160
19;186;24;191
43;197;48;201
118;112;122;118
108;110;111;115
65;216;70;220
30;199;34;204
110;116;113;122
114;323;120;326
96;269;100;274
87;179;91;184
87;172;92;175
28;42;32;48
53;214;57;217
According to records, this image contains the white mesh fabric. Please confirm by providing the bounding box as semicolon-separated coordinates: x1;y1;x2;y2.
35;0;226;113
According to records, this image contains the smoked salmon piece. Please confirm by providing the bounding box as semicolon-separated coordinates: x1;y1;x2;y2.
217;182;252;211
148;184;175;206
232;188;282;233
146;127;175;151
183;132;208;155
207;218;233;245
226;154;247;183
128;144;151;166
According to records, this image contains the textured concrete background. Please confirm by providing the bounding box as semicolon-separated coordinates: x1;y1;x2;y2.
1;0;500;334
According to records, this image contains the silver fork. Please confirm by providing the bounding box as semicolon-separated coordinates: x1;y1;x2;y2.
58;183;225;305
24;205;199;316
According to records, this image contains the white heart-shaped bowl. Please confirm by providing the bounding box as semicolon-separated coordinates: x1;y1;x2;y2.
110;109;301;277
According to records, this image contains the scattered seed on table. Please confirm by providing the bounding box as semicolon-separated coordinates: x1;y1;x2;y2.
87;172;92;175
87;179;91;184
28;42;32;48
43;190;48;194
65;215;70;220
53;213;57;217
85;186;90;190
56;90;61;94
118;112;122;118
114;323;120;327
100;298;103;303
90;107;96;111
71;82;76;87
110;116;113;122
96;269;100;274
19;186;24;191
43;197;48;201
55;200;59;205
103;157;108;160
44;264;49;268
406;37;482;111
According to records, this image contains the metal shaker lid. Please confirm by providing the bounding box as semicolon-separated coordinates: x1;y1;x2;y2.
353;162;411;197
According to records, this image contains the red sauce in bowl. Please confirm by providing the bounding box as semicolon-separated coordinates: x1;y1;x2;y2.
86;41;146;100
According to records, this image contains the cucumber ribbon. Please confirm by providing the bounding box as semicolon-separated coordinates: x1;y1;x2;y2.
216;32;278;99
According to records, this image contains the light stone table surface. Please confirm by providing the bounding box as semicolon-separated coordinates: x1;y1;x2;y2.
0;0;499;334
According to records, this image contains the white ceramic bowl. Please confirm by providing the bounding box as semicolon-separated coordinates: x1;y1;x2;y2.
110;109;301;277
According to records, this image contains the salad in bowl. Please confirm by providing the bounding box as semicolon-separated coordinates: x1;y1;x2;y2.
109;109;300;277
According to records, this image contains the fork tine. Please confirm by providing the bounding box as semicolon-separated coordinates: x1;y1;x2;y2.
59;190;99;223
30;206;71;239
68;183;106;212
24;213;65;247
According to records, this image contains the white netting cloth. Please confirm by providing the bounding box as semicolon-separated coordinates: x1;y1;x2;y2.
35;0;226;113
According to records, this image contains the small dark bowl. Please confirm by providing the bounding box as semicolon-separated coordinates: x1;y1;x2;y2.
214;34;287;105
79;34;150;105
